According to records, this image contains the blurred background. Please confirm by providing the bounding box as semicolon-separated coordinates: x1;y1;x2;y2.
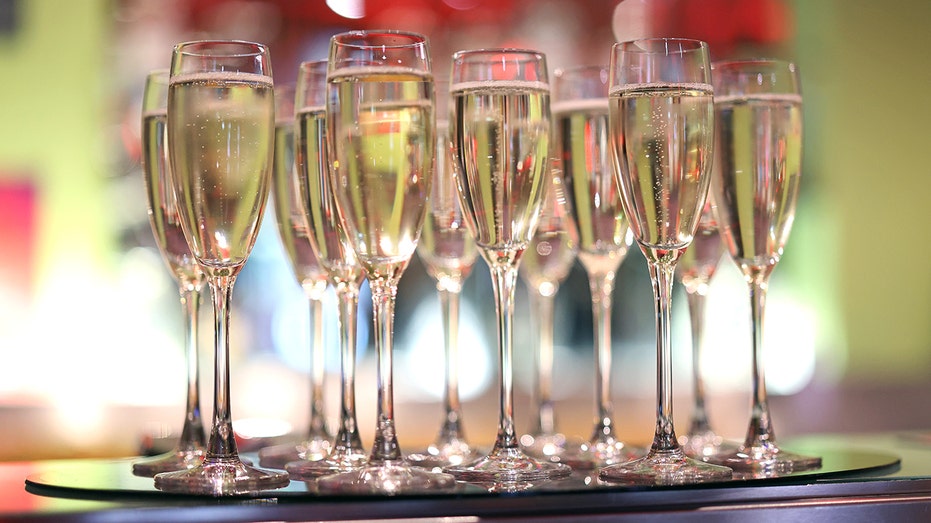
0;0;929;461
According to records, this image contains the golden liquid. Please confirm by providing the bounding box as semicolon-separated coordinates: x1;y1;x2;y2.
168;72;275;272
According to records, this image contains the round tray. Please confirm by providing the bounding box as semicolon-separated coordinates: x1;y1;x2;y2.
24;445;901;501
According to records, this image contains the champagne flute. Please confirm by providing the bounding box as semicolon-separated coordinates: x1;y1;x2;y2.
316;30;456;494
599;38;731;485
518;161;577;462
258;82;333;469
675;198;733;459
286;59;368;480
445;48;571;483
707;59;820;474
134;69;207;477
552;65;640;469
407;81;481;470
154;40;289;495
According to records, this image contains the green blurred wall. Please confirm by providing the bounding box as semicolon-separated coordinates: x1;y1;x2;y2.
792;0;931;382
0;0;113;285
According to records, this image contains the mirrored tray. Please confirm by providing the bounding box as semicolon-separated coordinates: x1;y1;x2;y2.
24;445;900;501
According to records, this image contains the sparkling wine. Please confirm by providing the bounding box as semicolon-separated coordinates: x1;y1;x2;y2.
451;80;550;251
712;94;802;272
554;98;631;274
296;105;361;283
142;109;201;286
417;121;478;286
168;71;275;269
272;118;327;290
327;67;435;275
609;83;714;254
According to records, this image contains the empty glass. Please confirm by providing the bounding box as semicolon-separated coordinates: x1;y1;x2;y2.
518;161;577;463
675;198;734;460
407;79;481;470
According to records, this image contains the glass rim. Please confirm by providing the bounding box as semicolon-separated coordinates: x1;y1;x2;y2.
299;59;329;70
554;64;608;76
330;29;428;49
146;68;170;83
172;39;269;58
298;59;329;82
612;37;709;53
296;59;328;109
142;69;170;110
712;58;798;72
452;47;546;61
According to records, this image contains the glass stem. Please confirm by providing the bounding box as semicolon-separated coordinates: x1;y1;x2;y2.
177;285;206;452
490;263;519;451
335;285;362;451
438;287;465;442
745;277;774;449
530;289;557;435
368;279;401;463
308;295;328;439
686;290;711;436
647;259;679;452
206;274;239;462
589;270;617;442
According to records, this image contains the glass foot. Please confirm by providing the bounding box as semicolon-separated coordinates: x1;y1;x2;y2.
709;444;822;475
519;432;567;461
132;449;205;477
154;458;290;495
407;439;480;470
599;447;732;485
444;446;572;483
315;461;459;495
678;431;740;461
285;448;368;480
257;439;331;469
558;436;644;470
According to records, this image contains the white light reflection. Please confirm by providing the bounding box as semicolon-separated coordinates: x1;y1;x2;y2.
270;281;332;371
400;297;492;402
233;417;292;439
236;355;306;422
326;0;365;19
53;391;106;446
269;280;370;376
701;266;818;396
32;247;182;441
761;296;817;395
612;0;654;43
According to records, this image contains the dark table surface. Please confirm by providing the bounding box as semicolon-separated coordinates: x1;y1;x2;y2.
5;432;931;522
